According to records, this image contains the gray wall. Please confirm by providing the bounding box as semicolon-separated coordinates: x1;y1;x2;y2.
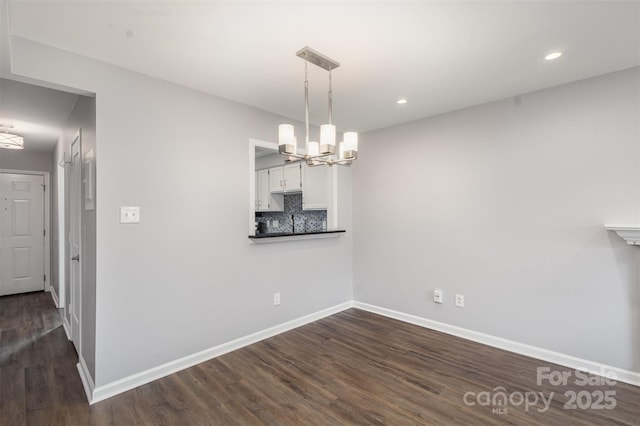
77;96;97;381
0;148;53;173
354;68;640;372
255;152;285;170
12;38;352;387
11;35;637;390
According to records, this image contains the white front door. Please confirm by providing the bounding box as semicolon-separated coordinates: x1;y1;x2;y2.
69;137;82;350
0;173;45;296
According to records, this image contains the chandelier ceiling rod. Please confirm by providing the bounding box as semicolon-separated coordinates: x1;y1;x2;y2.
304;61;310;148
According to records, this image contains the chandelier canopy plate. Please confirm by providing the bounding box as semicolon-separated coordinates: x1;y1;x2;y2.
296;46;340;72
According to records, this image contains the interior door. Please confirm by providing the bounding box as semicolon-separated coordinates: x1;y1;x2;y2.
0;173;45;296
69;137;82;350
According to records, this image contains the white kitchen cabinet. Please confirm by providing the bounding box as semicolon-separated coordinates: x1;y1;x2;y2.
269;164;302;193
302;163;328;210
269;166;284;193
283;163;302;192
256;169;283;211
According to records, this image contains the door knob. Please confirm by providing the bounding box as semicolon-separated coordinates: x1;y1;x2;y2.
71;255;80;261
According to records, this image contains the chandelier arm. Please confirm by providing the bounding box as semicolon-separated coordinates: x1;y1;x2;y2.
332;159;353;166
285;153;307;161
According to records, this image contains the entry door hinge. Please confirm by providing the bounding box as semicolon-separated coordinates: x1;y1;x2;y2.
44;274;46;282
42;184;46;191
43;229;46;237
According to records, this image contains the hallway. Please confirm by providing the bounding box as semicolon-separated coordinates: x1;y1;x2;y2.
0;291;85;424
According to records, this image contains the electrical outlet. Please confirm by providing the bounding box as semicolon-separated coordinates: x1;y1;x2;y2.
433;289;443;304
455;294;464;308
273;292;281;306
120;206;140;223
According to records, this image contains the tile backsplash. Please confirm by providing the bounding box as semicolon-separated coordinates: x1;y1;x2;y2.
256;193;326;233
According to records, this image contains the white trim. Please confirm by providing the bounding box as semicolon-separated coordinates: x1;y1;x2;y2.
353;301;640;388
81;299;640;404
77;356;95;404
88;301;354;404
605;224;640;245
44;172;50;292
0;169;51;293
62;318;72;340
56;150;67;311
248;138;275;236
328;162;338;230
50;284;60;308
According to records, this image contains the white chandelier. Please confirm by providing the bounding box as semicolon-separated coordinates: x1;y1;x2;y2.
278;47;358;166
0;124;24;150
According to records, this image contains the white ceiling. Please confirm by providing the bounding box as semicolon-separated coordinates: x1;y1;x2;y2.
0;78;78;151
3;1;640;135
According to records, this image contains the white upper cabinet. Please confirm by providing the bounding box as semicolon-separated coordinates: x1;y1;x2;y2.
269;166;284;193
269;163;302;193
283;164;302;193
259;162;327;211
257;169;283;211
302;163;328;210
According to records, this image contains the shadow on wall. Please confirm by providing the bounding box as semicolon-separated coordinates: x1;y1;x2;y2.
605;232;639;372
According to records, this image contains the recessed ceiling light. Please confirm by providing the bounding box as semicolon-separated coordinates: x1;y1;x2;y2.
396;99;407;104
545;51;563;61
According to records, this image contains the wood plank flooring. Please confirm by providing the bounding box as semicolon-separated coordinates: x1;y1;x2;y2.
1;291;639;425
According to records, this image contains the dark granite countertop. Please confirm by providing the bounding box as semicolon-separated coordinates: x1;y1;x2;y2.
248;230;346;239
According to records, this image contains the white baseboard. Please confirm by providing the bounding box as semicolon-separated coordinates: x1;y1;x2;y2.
62;318;71;340
353;301;640;388
77;356;94;404
89;300;354;404
49;286;60;308
83;299;639;404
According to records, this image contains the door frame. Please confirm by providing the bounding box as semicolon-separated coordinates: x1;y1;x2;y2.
0;168;51;297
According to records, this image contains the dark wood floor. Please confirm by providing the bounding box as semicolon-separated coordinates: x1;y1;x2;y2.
1;291;639;425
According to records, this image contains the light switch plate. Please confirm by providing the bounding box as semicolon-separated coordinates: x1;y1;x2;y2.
120;206;140;223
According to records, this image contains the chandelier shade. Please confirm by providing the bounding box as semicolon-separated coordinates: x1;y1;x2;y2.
320;124;336;154
341;132;358;160
278;124;296;155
